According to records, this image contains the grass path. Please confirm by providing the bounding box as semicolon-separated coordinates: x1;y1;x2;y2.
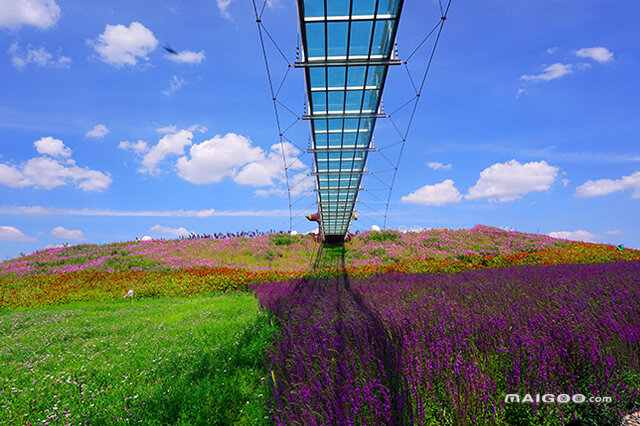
0;294;274;425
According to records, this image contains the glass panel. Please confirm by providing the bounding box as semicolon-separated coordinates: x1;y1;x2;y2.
362;89;379;111
327;66;346;87
304;0;325;18
311;92;327;112
352;0;376;15
328;133;343;147
349;21;373;56
314;119;328;131
345;90;363;110
305;23;326;58
327;22;349;57
366;66;385;86
327;91;345;111
341;133;357;146
377;0;400;15
327;119;343;131
357;133;371;146
347;66;366;87
350;159;365;170
308;67;326;89
371;20;394;57
344;118;359;130
359;118;372;130
327;0;350;16
314;133;328;146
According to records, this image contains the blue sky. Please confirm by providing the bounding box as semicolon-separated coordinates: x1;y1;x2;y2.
0;0;638;259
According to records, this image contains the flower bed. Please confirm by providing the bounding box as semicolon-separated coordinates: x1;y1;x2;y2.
256;261;640;425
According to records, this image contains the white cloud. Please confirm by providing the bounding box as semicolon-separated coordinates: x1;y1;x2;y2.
43;243;63;249
515;88;528;99
155;124;206;134
253;188;285;197
0;164;30;187
548;230;599;243
118;140;149;154
156;125;178;134
605;230;623;235
0;0;60;30
121;130;308;192
88;22;158;67
0;205;294;217
178;136;307;190
86;124;109;139
439;143;640;165
8;42;70;70
149;224;192;238
426;161;452;170
0;138;112;192
0;206;218;217
51;226;85;241
546;47;559;55
139;130;193;174
164;50;205;64
466;159;559;202
0;225;36;242
33;136;71;158
175;133;263;184
575;47;613;63
234;142;305;187
397;225;426;233
520;63;573;82
217;0;233;20
288;171;315;196
400;179;462;206
254;171;314;198
575;171;640;199
23;157;112;191
162;75;186;95
188;124;207;133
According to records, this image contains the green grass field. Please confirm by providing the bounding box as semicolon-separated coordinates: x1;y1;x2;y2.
0;294;274;425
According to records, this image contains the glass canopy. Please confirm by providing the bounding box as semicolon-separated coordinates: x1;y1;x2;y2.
297;0;404;238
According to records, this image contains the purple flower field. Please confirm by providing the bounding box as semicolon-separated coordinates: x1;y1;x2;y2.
256;258;640;425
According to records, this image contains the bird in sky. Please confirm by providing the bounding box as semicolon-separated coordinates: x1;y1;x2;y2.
163;43;178;55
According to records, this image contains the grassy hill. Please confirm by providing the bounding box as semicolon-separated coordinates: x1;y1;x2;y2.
1;225;638;309
1;226;639;425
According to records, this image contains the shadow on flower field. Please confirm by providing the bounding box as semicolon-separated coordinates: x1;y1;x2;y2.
256;244;640;425
257;245;410;424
